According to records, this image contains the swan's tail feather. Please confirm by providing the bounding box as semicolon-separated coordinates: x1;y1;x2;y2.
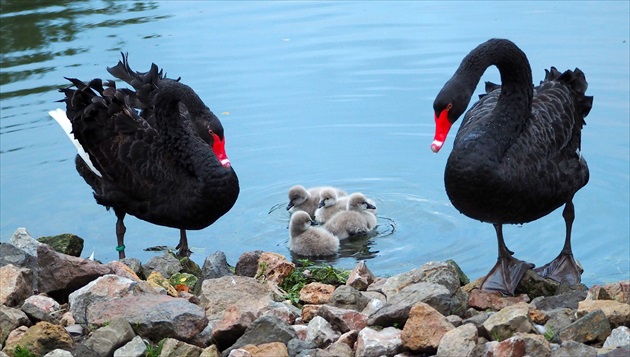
49;108;103;177
544;67;593;121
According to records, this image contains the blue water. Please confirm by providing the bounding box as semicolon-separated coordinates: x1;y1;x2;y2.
1;1;628;286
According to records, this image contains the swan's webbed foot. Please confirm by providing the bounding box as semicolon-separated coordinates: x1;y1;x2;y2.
480;255;535;296
534;251;583;284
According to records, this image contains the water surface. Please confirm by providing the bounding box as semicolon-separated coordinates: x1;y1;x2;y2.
1;1;628;285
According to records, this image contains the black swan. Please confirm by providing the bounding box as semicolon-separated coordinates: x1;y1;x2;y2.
431;39;592;295
50;54;239;259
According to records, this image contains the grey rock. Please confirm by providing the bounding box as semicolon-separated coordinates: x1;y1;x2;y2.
159;338;203;357
462;310;493;333
558;309;611;344
445;314;463;327
0;305;31;344
42;349;73;357
361;298;384;317
531;289;588;311
235;250;263;277
84;317;136;357
436;323;478;357
86;294;208;342
603;326;630;348
142;252;183;279
482;303;533;341
288;338;317;357
306;316;339;348
189;319;219;347
225;315;297;356
119;257;144;279
8;227;42;256
598;345;630;357
113;336;147;357
544;308;576;342
0;242;37;275
355;326;402;357
368;281;466;327
201;251;234;280
551;340;597;357
328;285;371;311
21;294;60;323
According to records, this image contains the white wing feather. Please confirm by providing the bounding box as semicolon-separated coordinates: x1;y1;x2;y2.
49;108;102;177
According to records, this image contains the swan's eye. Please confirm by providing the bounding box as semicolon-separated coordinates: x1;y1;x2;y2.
446;103;453;111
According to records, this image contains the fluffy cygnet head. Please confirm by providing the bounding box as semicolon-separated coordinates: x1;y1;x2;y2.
286;185;310;210
318;187;341;208
347;192;377;211
289;211;340;256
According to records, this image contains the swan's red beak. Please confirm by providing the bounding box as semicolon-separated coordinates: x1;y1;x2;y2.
211;132;231;168
432;108;452;153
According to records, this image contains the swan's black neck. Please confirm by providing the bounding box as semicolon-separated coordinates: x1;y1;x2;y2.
457;39;533;117
449;39;534;161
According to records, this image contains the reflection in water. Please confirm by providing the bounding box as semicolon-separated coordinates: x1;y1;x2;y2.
0;0;163;99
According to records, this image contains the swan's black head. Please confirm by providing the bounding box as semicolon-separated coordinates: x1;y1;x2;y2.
158;81;231;168
432;79;472;153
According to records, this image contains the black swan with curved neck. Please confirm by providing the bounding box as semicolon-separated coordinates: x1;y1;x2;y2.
50;54;239;258
432;39;592;295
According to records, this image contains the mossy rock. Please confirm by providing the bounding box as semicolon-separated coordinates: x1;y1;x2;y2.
169;273;199;289
37;233;84;257
177;256;202;277
446;259;470;286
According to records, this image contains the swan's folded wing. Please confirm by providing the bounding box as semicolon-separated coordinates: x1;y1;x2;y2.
59;77;169;194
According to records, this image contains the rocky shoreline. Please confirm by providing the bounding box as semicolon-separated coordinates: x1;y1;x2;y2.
1;227;629;357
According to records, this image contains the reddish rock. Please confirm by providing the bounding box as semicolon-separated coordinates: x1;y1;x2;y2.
106;261;141;281
37;244;112;294
317;305;368;333
401;302;455;353
301;304;319;323
600;280;629;304
199;276;275;320
241;342;289;357
468;289;530;311
0;264;33;307
528;307;549;325
212;305;256;350
299;282;335;305
256;252;295;286
346;261;375;291
68;274;155;324
493;333;551;357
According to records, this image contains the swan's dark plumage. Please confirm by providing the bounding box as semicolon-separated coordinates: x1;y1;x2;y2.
432;39;592;295
57;54;239;258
